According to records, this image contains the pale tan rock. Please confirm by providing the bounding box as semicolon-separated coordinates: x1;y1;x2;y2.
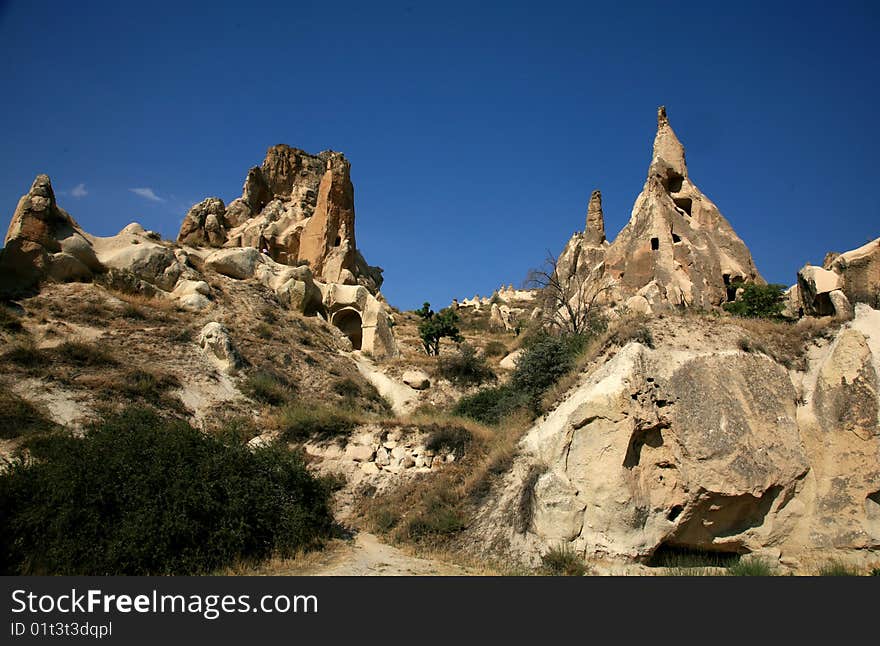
402;370;431;390
198;322;243;375
499;350;523;371
346;445;375;462
553;106;762;314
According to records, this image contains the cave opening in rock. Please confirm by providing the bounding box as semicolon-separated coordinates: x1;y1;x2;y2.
331;309;363;350
664;171;684;193
672;233;681;243
651;237;659;251
673;197;692;216
333;235;341;247
666;505;684;522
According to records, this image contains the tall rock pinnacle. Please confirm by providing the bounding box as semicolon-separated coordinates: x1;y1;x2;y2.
585;189;606;245
553;106;763;313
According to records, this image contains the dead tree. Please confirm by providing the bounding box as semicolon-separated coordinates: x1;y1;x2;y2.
526;251;613;336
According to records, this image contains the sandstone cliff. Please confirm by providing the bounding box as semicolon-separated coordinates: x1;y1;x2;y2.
465;308;880;569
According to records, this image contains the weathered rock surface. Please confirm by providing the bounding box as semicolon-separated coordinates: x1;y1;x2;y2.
553;107;763;315
402;370;431;390
197;322;244;374
467;309;880;567
0;175;100;294
176;145;384;293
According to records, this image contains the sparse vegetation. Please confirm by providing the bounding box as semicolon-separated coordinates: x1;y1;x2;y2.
436;343;496;386
0;383;59;439
271;402;358;442
723;282;787;319
1;340;47;367
0;307;23;333
727;558;774;576
242;369;295;406
482;340;508;357
0;406;334;575
423;424;472;458
54;341;117;367
817;560;862;576
540;544;587;576
417;302;463;356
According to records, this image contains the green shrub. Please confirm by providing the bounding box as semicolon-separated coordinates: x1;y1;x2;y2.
273;402;358;442
437;343;496;387
242;370;294;406
417;302;463;356
0;407;334;574
723;283;787;319
453;384;529;425
121;303;146;320
540;544;587;576
0;385;59;439
254;322;274;340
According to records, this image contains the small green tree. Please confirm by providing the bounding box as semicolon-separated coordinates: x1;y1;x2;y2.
417;302;463;355
723;283;787;319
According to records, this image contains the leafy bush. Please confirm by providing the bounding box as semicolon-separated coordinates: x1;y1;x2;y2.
242;370;294;406
511;334;580;402
0;407;334;574
272;402;358;442
453;384;529;425
332;377;361;399
417;302;463;355
723;283;787;319
436;343;496;386
0;384;58;439
111;369;181;404
540;544;587;576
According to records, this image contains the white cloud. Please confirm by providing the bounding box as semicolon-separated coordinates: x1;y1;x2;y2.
129;187;164;202
71;183;88;198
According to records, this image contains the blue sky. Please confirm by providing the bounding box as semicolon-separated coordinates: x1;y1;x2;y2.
1;1;878;310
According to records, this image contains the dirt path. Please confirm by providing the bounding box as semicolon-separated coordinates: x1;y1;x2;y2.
350;352;419;416
274;532;474;576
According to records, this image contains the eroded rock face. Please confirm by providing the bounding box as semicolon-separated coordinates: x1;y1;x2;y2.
468;309;880;567
0;175;101;294
554;107;763;314
791;238;880;318
176;145;383;293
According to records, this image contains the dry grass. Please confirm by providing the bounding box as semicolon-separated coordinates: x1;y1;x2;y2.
361;408;532;549
728;316;839;370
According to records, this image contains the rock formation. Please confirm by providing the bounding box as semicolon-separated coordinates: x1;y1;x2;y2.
468;306;880;568
789;237;880;319
0;175;101;293
177;145;384;293
554;107;763;314
1;170;399;358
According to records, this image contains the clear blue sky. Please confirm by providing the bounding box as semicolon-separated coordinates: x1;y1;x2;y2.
1;1;878;310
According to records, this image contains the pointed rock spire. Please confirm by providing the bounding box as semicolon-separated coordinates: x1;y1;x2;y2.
584;189;605;245
650;105;688;187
